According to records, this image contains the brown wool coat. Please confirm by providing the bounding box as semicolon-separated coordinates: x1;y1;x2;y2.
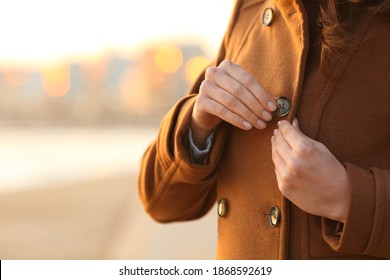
139;0;390;259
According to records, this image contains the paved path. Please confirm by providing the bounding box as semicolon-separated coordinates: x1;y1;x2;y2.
0;127;217;259
0;175;217;260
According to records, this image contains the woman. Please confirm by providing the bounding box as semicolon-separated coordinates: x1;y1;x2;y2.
138;0;390;259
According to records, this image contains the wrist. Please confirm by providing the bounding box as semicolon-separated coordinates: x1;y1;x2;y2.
190;118;214;149
332;169;350;224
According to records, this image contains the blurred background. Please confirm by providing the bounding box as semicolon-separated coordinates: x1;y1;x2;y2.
0;0;234;259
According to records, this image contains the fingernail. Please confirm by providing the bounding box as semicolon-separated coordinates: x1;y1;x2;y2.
277;121;282;126
271;135;275;144
256;119;267;129
268;101;277;111
243;121;252;130
262;111;272;121
273;129;278;135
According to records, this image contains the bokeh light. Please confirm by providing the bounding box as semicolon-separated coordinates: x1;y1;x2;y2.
4;70;33;87
185;56;210;83
155;44;183;73
41;65;71;97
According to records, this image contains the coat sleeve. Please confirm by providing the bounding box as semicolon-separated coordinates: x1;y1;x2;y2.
138;0;244;223
138;94;230;223
322;163;390;259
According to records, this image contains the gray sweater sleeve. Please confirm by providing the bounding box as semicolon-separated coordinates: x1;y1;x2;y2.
188;128;215;164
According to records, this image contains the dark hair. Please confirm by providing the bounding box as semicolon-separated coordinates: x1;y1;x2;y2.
319;0;390;67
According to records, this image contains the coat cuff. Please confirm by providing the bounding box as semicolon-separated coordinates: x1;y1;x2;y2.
322;163;376;254
156;93;228;180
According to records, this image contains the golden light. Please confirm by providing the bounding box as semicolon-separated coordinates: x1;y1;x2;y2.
81;57;108;84
41;65;71;97
155;44;183;73
185;56;210;83
4;70;32;87
120;67;148;112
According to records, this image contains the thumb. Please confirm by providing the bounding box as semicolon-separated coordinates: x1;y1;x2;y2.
292;118;315;143
292;118;300;130
292;118;329;152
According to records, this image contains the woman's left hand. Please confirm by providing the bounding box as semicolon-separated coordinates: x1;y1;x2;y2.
271;119;350;223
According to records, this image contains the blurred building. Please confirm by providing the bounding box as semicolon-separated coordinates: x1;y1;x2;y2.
0;42;210;127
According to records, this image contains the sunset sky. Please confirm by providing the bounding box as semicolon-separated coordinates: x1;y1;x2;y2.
0;0;234;66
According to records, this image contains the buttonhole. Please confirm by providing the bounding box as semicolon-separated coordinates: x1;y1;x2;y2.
288;10;297;17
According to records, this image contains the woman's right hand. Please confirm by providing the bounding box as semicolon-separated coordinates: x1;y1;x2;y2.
191;60;277;147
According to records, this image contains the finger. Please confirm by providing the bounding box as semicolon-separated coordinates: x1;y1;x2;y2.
273;128;294;164
277;120;311;152
292;118;299;129
271;135;287;178
218;60;277;112
206;66;272;123
211;88;266;129
203;80;267;129
271;135;284;164
199;94;254;130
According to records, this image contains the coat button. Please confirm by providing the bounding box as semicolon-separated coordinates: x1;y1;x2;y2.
262;8;274;26
269;206;281;227
274;97;290;117
218;198;228;217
